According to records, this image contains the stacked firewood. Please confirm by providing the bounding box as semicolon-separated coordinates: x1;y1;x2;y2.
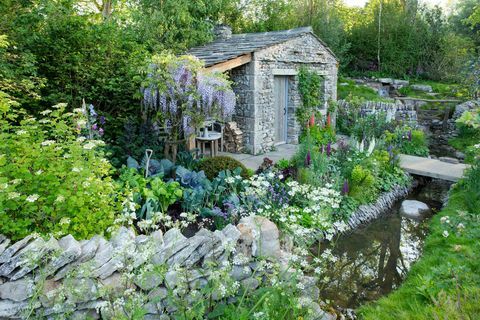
223;121;244;153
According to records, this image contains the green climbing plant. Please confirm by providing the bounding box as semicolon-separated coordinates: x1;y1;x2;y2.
297;66;324;126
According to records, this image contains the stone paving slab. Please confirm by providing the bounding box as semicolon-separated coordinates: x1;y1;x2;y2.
220;144;298;170
399;154;470;182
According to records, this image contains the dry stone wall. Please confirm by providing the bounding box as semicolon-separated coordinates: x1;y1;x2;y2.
0;217;330;320
337;100;418;125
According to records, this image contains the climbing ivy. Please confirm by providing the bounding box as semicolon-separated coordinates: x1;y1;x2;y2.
297;66;324;126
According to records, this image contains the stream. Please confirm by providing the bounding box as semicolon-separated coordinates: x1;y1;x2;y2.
311;179;451;312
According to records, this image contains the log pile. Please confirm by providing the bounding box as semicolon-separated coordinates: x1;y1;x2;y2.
223;121;244;153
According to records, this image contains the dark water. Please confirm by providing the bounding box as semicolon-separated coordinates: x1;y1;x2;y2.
311;180;450;310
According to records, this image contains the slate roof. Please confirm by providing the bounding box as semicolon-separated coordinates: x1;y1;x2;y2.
188;26;337;67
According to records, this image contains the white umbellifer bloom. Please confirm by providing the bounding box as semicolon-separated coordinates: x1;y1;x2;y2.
440;216;450;224
55;195;65;203
59;217;71;225
457;223;465;230
442;230;449;238
40;109;52;115
83;142;96;150
26;194;40;202
296;282;305;290
76;136;86;142
225;177;235;184
41;140;56;146
73;108;83;113
16;130;27;135
8;192;20;200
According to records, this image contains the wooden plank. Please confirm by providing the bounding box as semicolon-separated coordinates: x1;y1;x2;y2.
204;53;252;73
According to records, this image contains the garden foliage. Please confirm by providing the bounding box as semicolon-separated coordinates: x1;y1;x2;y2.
0;103;118;240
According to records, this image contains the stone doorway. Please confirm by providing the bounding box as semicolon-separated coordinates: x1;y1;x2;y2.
273;75;289;144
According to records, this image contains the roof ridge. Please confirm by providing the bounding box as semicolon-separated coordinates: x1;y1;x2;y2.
231;26;313;37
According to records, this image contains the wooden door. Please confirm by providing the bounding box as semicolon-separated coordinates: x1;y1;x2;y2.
273;76;288;144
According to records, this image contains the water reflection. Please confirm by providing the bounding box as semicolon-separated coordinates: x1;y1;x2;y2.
311;205;430;309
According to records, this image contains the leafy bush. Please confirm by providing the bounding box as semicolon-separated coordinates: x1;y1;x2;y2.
197;156;248;180
301;124;336;146
0;104;118;240
385;127;429;156
348;165;378;204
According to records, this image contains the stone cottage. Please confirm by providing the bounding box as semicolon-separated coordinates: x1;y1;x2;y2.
189;26;338;154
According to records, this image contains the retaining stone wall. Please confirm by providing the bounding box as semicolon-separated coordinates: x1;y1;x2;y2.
337;100;418;125
0;217;329;320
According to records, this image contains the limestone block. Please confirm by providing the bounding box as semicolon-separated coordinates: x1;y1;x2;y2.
399;200;430;220
0;277;34;302
237;216;281;259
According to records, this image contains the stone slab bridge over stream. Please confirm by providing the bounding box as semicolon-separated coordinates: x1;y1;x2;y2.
398;154;470;182
222;145;470;182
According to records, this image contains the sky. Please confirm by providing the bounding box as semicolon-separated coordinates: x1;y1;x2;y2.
343;0;453;9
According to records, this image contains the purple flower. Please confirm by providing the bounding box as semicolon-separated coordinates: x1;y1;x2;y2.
326;143;331;156
305;151;311;167
99;116;106;125
92;123;98;130
98;128;104;136
342;179;349;195
212;206;228;220
407;130;412;141
88;104;97;117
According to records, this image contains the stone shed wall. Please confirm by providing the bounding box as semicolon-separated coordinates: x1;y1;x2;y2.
251;33;338;153
229;63;256;152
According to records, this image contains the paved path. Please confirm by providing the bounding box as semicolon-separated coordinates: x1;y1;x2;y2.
220;144;298;170
399;154;470;182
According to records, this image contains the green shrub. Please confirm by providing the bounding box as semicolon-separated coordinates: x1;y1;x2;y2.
349;165;378;204
385;127;429;156
0;104;118;240
300;124;336;146
196;156;248;180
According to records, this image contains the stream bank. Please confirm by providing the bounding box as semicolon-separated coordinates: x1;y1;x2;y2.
312;178;452;318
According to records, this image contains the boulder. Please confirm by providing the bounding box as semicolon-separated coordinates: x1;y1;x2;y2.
237;216;281;259
399;200;430;220
455;151;466;160
411;84;433;92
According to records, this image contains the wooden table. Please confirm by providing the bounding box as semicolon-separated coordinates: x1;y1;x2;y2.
195;132;222;157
